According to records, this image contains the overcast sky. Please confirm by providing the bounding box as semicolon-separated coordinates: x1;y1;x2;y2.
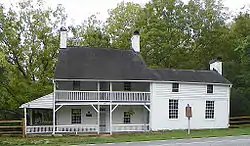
2;0;250;25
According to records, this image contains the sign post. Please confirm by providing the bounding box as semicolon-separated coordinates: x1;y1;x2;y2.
185;104;192;135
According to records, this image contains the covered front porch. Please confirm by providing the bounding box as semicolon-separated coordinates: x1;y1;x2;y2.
20;94;150;135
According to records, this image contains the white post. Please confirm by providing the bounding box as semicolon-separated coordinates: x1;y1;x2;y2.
110;82;112;101
149;83;153;131
24;108;27;135
110;82;113;135
188;117;190;135
97;82;100;135
110;103;112;135
29;109;32;126
52;80;56;135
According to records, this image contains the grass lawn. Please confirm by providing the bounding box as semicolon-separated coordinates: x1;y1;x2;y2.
1;126;250;146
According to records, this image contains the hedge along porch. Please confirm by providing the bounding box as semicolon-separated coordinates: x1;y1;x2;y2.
20;93;150;135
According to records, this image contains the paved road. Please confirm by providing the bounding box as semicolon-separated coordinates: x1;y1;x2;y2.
87;135;250;146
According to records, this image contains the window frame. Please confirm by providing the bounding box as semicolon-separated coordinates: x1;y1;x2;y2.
172;83;179;92
123;112;131;124
169;99;179;119
71;109;81;124
205;100;215;119
207;84;213;94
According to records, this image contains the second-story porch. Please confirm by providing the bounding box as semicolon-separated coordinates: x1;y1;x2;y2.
54;80;151;103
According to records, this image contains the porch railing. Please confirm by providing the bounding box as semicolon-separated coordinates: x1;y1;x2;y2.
56;124;98;133
26;125;53;134
112;124;150;132
55;90;150;102
26;124;98;134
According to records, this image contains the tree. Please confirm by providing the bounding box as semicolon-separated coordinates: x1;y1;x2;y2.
139;0;190;68
105;2;143;49
0;0;67;113
68;15;110;48
228;12;250;116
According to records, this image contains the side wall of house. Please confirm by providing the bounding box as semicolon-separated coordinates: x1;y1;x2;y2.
151;82;230;131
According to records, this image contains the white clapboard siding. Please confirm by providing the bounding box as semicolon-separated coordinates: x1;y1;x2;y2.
151;82;230;131
20;93;53;109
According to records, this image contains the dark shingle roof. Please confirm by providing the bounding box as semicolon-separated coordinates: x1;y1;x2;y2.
151;69;230;84
54;47;231;84
55;47;156;80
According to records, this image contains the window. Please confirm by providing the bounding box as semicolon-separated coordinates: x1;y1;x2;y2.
169;99;179;119
100;82;110;91
123;112;131;124
71;109;81;124
207;84;213;93
205;101;215;119
124;82;131;91
73;81;80;91
172;83;179;92
207;85;214;93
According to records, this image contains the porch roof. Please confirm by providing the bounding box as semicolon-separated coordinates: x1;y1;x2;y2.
19;93;53;109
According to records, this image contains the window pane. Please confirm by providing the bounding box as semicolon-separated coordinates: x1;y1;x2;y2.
205;101;214;119
207;84;213;93
124;82;131;91
169;99;179;119
73;81;80;91
123;112;131;124
172;83;179;92
72;109;81;124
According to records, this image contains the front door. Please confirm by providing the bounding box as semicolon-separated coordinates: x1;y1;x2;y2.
99;108;106;132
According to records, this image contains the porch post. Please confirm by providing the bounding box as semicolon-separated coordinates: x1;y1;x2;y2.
110;104;112;135
97;82;100;135
29;109;32;126
52;80;56;134
109;82;112;135
149;83;153;131
24;107;27;135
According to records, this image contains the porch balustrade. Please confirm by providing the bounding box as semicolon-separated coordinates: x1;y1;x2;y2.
26;125;53;134
26;124;149;134
112;124;150;132
26;124;98;134
55;90;150;102
56;124;98;133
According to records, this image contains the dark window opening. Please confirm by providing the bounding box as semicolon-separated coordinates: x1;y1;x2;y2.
73;81;80;91
205;101;215;119
124;82;131;91
172;83;179;92
169;99;179;119
71;109;81;124
123;112;131;124
207;84;213;93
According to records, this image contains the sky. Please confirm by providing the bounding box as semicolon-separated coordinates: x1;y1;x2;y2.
2;0;250;25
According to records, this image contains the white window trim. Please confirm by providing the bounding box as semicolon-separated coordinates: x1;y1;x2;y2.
205;100;215;120
169;99;179;119
171;83;180;93
71;109;82;124
206;84;214;94
123;112;131;124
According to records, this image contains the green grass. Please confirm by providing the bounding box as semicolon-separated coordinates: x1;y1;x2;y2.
1;126;250;146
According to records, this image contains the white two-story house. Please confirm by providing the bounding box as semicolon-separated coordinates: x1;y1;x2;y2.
20;28;231;135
